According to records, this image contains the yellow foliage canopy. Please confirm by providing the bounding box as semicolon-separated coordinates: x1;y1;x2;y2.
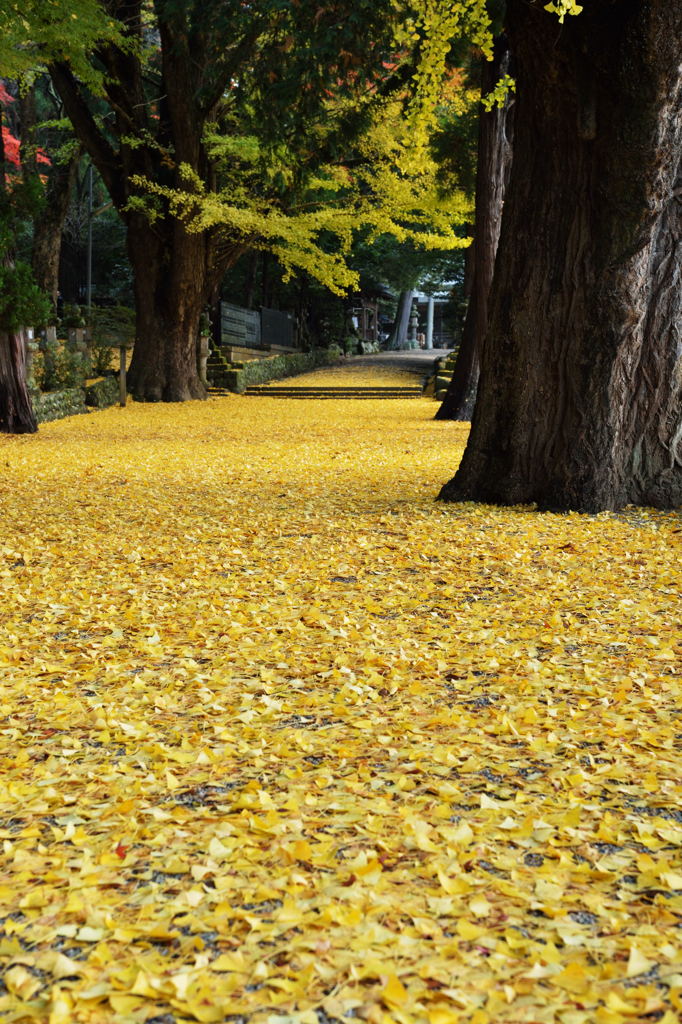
129;3;487;297
137;90;474;296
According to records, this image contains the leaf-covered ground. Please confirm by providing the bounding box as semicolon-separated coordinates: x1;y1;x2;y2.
0;375;681;1024
260;366;419;387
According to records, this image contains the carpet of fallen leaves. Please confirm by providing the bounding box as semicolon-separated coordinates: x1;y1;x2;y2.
261;366;419;388
0;372;681;1024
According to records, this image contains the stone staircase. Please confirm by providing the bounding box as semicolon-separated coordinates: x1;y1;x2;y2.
434;351;458;401
206;348;238;394
242;383;425;399
206;347;440;398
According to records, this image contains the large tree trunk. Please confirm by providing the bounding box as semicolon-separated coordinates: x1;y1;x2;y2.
32;151;80;304
126;216;213;402
0;329;37;434
438;0;682;512
387;289;415;350
436;41;514;422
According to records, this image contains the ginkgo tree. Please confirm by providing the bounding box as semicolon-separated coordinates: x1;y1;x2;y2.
439;0;682;511
49;0;491;402
156;90;474;297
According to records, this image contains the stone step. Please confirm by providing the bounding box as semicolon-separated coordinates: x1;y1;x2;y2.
208;381;427;398
207;391;424;399
242;386;424;398
245;384;424;392
243;394;424;399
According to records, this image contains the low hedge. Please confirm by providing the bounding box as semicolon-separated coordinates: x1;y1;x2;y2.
85;376;119;408
217;347;341;394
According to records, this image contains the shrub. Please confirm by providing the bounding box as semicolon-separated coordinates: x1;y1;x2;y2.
88;305;135;374
33;341;87;391
89;337;114;376
54;347;88;389
35;335;59;391
30;350;47;392
0;261;50;332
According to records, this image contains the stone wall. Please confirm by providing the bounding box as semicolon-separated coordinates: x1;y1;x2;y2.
33;388;88;424
33;377;120;424
85;376;119;408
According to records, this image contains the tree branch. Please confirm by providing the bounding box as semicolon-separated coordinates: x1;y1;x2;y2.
195;24;266;117
49;62;126;208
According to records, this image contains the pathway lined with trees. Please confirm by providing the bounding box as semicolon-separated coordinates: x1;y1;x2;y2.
0;3;680;1019
2;0;679;512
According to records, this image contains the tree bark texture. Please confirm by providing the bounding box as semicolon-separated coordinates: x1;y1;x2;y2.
439;0;682;511
0;329;37;434
126;215;216;401
49;3;235;403
388;289;415;350
436;41;514;422
32;151;80;304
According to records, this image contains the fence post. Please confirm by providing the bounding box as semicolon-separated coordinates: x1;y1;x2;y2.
119;346;127;407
